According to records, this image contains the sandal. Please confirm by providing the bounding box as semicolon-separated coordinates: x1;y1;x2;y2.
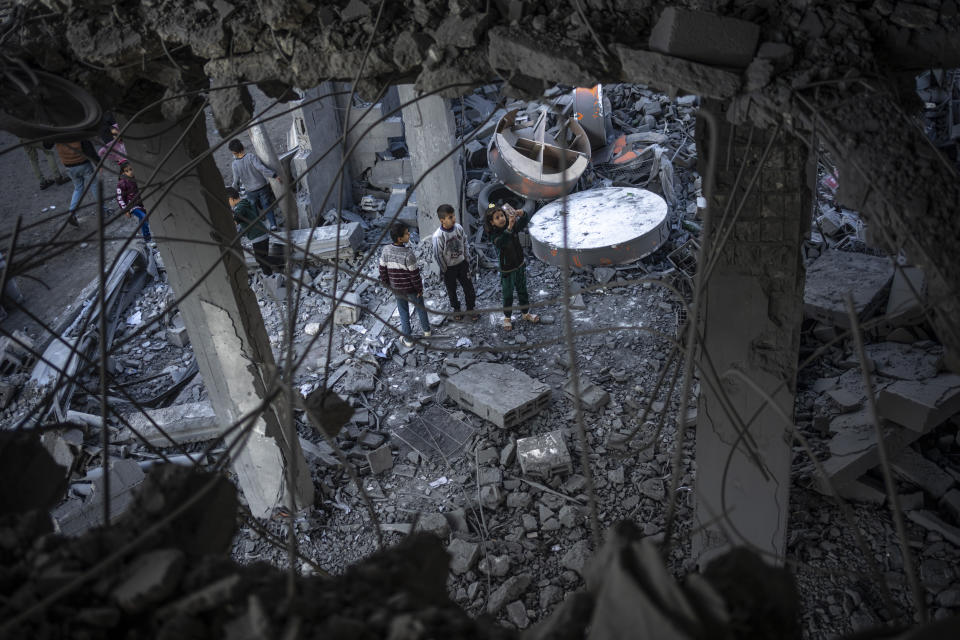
522;312;540;324
503;316;512;331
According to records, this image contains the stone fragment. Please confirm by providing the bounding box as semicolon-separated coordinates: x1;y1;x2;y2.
826;388;862;413
907;510;960;547
478;467;503;486
53;458;145;535
166;316;190;347
366;444;394;474
487;574;532;614
560;540;591;577
885;266;925;325
500;440;517;467
505;600;530;629
358;430;387;449
476;447;499;466
445;362;551;428
506;492;531;509
540;585;562;611
836;477;886;505
479;554;511;577
447;538;480;575
415;512;450;539
304;322;321;336
424;372;441;388
649;7;760;68
516;430;572;477
558;505;580;528
480;485;504;509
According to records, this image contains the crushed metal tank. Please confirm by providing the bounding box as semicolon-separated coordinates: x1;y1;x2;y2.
487;108;591;200
528;187;670;268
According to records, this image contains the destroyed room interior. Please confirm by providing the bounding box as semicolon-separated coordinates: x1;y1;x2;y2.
2;1;960;638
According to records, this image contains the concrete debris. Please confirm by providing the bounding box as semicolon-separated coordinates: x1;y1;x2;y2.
447;538;480;575
516;430;572;477
885;266;925;325
124;401;222;447
907;510;960;547
487;574;532;615
803;251;894;328
366;444;394;474
560;540;591;577
52;458;146;536
111;549;185;614
444;362;550;429
333;291;361;325
649;7;760;69
891;447;955;500
877;374;960;434
563;375;610;412
279;223;363;262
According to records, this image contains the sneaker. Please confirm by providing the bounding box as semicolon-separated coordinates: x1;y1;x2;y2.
503;316;512;331
400;336;414;347
147;241;157;248
270;224;278;231
54;175;70;185
39;178;54;190
423;331;432;338
453;312;464;321
522;312;540;324
468;310;480;322
67;213;79;227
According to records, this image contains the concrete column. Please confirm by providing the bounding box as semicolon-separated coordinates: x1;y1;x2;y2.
397;84;462;238
248;121;295;226
292;84;352;228
692;102;811;566
125;115;313;518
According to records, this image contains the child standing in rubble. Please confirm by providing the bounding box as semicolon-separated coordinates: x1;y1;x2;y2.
116;162;153;246
380;222;431;348
431;204;477;321
484;202;539;331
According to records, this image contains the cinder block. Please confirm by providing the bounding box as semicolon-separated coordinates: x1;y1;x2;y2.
444;362;550;428
333;291;361;325
166;322;189;348
649;7;760;68
517;430;572;477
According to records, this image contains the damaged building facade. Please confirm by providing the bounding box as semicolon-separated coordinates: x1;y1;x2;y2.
1;1;960;638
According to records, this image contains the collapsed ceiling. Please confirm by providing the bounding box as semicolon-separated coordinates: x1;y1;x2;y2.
10;0;960;359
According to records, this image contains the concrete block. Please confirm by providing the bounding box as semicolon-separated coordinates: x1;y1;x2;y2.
516;430;572;477
366;444;394;474
124;401;222;447
877;374;960;434
803;250;894;328
166;324;189;348
649;7;760;68
891;447;955;499
836;476;886;505
370;157;414;190
444;362;550;428
298;436;338;467
333;291;361;325
563;376;610;412
826;387;862;413
447;538;480;575
886;266;925;325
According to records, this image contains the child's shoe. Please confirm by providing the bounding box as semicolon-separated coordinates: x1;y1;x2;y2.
522;312;540;324
400;336;414;347
39;178;54;190
502;316;512;331
54;174;70;185
453;312;464;321
423;330;432;338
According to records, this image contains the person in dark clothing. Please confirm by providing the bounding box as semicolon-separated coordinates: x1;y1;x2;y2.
116;162;152;245
52;139;110;227
226;186;279;276
431;203;477;321
228;139;282;230
483;202;540;331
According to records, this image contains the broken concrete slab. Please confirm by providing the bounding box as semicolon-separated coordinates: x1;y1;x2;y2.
563;376;610;412
907;510;960;547
803;250;894;328
487;574;532;615
649;7;760;68
53;458;145;535
516;430;572;477
864;342;940;381
826;387;862;413
816;410;919;493
891;447;955;499
124;401;222;447
166;314;190;347
333;291;361;325
885;266;925;325
836;476;887;505
444;362;550;428
278;222;363;262
877;374;960;434
298;436;339;467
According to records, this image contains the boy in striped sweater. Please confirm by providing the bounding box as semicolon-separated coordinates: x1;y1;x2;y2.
379;222;431;347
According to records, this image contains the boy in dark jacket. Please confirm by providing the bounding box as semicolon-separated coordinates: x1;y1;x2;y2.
431;204;476;321
380;222;431;347
483;203;540;331
226;186;277;276
116;163;153;245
